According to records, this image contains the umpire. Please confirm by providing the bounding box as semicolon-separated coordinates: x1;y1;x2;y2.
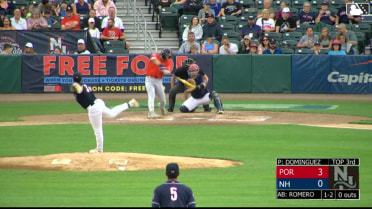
152;163;196;208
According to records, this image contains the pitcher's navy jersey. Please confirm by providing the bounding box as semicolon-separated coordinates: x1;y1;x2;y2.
152;181;195;208
74;84;96;109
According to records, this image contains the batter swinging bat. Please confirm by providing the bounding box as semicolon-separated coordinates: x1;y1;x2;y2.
176;77;196;88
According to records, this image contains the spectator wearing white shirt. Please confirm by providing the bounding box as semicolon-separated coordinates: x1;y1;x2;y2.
219;36;238;54
101;6;124;32
11;8;28;30
85;17;104;53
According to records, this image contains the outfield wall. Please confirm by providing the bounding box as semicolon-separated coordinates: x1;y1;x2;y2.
1;54;371;94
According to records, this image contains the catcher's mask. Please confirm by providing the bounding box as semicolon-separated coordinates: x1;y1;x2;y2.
188;64;199;79
73;72;82;83
160;48;172;60
184;57;195;65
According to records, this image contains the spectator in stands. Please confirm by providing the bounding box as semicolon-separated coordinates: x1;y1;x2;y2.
189;44;199;54
219;36;238;54
297;26;319;48
179;31;201;54
319;27;332;49
94;0;116;17
0;0;9;20
0;17;15;30
86;17;104;53
241;15;261;41
198;0;215;24
328;39;346;55
182;16;203;42
209;0;221;17
61;5;80;30
336;0;361;25
38;0;52;14
238;35;251;54
19;5;29;19
257;0;275;19
11;8;28;30
297;1;317;25
158;0;172;12
101;18;130;49
82;9;101;30
44;10;58;27
263;37;283;54
249;43;258;54
336;23;357;50
59;3;68;17
27;9;49;30
74;39;91;54
101;7;124;32
72;0;91;15
274;1;292;20
275;7;296;33
337;33;356;55
256;9;275;32
202;13;223;42
200;35;219;54
24;42;37;54
258;36;269;54
312;41;321;55
50;0;60;17
315;2;335;26
51;46;63;54
1;43;12;54
173;0;203;16
217;0;242;17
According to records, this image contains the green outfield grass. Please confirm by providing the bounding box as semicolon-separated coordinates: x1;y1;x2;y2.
0;99;371;207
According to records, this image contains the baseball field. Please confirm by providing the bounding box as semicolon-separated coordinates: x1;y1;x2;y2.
0;93;371;207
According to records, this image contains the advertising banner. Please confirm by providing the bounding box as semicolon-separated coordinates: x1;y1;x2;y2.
21;54;213;93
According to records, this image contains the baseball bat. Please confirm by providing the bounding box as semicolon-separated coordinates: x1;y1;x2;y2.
176;77;195;88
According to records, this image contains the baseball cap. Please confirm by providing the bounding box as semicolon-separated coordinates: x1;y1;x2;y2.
166;163;179;178
203;0;210;4
282;7;290;13
88;18;95;23
332;39;341;45
66;5;73;12
248;15;255;20
25;42;33;48
314;41;320;46
321;1;328;5
206;13;215;18
250;43;258;48
269;37;276;44
77;39;85;44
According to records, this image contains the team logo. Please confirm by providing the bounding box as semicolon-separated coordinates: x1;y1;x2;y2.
346;3;370;16
330;166;359;190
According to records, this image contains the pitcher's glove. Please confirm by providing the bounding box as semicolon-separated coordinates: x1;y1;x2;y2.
184;79;197;93
70;82;83;93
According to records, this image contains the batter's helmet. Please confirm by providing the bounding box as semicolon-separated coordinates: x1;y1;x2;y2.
73;72;82;83
188;63;199;72
160;48;172;60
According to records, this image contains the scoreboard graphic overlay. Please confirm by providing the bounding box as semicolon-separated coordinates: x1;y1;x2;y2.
276;158;359;200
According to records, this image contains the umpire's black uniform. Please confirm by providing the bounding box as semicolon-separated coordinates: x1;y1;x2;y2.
168;64;189;112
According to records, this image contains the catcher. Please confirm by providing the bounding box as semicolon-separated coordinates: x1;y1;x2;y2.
179;64;224;114
70;72;139;153
168;58;211;112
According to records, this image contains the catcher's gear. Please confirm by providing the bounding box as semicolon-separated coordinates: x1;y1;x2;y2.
70;82;83;93
188;64;199;79
73;72;82;83
210;91;223;113
184;79;197;93
160;48;172;60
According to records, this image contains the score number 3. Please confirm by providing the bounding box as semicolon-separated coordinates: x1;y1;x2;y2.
170;187;178;201
318;168;323;188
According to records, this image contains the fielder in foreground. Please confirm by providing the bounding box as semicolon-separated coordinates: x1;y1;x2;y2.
152;163;196;208
179;64;224;114
70;72;140;153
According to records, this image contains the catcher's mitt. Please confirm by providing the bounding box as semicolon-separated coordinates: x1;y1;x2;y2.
184;79;196;93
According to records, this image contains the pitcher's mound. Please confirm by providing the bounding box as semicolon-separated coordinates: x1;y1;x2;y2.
0;152;242;172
